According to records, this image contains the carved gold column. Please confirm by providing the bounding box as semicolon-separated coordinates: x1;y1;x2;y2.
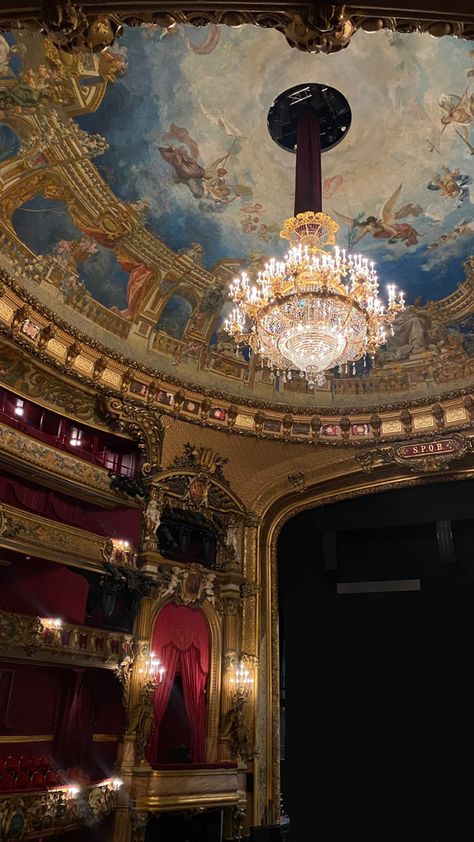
115;596;155;774
219;584;242;760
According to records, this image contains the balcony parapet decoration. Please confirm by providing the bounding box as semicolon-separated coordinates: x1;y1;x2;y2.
0;609;133;668
131;765;246;813
0;779;118;840
0;420;124;508
0;502;136;573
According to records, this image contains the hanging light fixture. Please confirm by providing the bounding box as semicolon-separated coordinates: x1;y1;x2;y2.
225;84;405;388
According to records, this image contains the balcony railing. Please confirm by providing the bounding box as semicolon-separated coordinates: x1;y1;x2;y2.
0;779;119;839
0;502;137;571
131;764;245;813
0;609;133;668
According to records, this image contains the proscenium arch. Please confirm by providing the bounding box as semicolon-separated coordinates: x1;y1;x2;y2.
256;460;474;824
147;596;222;763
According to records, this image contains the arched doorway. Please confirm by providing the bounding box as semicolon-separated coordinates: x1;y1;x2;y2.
278;480;474;839
149;602;210;765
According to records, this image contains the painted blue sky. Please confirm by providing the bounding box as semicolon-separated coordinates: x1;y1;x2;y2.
3;24;474;313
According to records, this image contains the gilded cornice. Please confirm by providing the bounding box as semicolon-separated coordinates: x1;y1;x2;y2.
2;270;474;449
0;419;133;507
0;500;135;572
0;2;472;55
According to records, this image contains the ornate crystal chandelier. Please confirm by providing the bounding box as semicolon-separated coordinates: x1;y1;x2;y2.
225;85;405;388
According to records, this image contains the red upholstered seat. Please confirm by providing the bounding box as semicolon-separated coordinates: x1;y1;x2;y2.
18;755;32;771
30;770;46;789
14;771;30;789
5;756;19;773
30;754;43;771
0;772;14;791
45;769;59;787
40;754;53;770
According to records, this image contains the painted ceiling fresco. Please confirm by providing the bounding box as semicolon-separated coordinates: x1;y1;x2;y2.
0;25;473;407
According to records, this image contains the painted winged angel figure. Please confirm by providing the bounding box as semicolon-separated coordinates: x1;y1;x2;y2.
333;184;422;248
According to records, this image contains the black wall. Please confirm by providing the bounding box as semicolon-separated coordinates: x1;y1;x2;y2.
278;479;474;841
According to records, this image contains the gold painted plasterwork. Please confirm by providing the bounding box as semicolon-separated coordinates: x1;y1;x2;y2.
0;420;124;505
0;501;135;571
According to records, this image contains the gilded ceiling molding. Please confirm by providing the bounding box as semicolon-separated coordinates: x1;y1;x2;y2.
0;2;472;54
2;271;474;446
252;458;474;823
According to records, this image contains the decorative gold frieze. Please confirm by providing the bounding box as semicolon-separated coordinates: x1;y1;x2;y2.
0;780;118;840
413;414;434;430
0;609;133;668
0;502;129;571
446;407;467;424
2;2;473;56
356;433;473;474
1;277;474;448
0;421;119;503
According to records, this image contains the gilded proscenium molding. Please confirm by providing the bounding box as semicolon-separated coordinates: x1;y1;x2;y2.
356;432;473;473
3;276;474;449
0;780;118;840
1;1;472;54
0;501;135;572
254;459;474;826
0;420;130;508
0;608;133;668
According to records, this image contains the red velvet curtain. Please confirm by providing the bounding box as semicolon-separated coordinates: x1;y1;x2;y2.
147;643;180;762
0;471;141;543
53;670;96;770
180;646;207;763
294;112;322;215
150;604;210;764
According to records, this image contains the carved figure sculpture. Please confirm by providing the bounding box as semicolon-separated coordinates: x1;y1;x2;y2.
222;694;252;761
128;683;155;764
159;566;181;600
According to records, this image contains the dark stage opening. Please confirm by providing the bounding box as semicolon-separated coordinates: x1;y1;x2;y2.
279;479;474;840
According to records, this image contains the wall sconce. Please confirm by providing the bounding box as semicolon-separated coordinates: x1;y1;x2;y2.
103;538;136;568
69;428;82;447
230;662;254;699
14;398;24;417
41;617;62;628
138;651;165;688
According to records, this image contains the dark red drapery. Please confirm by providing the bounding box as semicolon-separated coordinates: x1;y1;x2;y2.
149;604;210;764
53;670;96;770
294;112;322;215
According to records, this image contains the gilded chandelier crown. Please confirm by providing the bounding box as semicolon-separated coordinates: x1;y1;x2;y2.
225;210;405;388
